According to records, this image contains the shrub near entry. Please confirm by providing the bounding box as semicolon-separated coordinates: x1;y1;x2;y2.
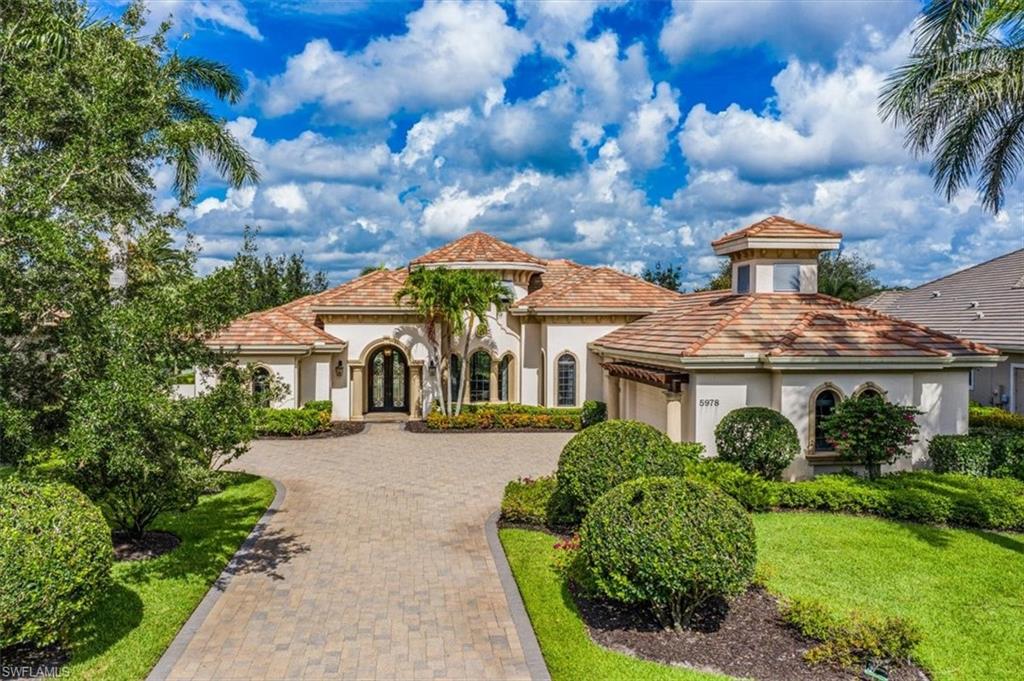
928;434;992;476
579;477;756;629
0;479;113;648
714;407;799;479
554;420;701;524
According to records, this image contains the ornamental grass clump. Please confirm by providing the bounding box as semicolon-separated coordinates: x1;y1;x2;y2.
821;395;921;479
554;420;701;524
579;477;756;629
714;407;800;479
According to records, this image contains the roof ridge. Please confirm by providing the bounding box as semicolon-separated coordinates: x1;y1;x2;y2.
682;295;757;355
767;309;821;356
815;293;999;355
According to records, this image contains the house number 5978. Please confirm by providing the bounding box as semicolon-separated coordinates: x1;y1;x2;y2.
699;399;720;407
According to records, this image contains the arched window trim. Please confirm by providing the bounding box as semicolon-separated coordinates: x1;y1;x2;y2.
469;350;493;403
807;383;845;456
497;353;515;402
852;382;887;400
556;351;578;408
250;365;273;409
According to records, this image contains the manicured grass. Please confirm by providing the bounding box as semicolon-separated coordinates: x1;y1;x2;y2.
499;528;726;681
755;512;1024;681
63;473;276;681
503;513;1024;681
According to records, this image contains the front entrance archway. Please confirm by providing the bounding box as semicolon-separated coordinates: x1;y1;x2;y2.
367;345;410;413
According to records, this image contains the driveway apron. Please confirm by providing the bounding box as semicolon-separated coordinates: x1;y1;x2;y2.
159;424;569;681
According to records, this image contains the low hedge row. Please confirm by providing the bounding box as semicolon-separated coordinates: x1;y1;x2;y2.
456;403;582;416
774;472;1024;531
969;404;1024;432
930;431;1024;480
425;407;581;431
254;407;330;436
501;476;559;526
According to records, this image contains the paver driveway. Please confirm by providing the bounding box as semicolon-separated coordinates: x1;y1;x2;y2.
160;423;569;681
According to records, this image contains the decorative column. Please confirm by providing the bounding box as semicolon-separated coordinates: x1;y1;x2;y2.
350;364;364;420
410;364;423;418
665;392;683;442
604;373;620;419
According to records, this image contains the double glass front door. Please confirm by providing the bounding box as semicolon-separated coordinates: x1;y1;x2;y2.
368;346;408;412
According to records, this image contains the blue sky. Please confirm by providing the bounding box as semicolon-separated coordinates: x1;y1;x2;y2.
102;1;1022;287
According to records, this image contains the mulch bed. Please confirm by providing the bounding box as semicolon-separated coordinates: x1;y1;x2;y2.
112;530;181;561
576;585;929;681
405;420;576;434
258;421;365;440
0;643;68;678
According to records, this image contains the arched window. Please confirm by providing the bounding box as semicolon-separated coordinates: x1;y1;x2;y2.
813;389;839;451
252;367;272;408
470;351;491;402
557;353;577;407
449;354;461;402
498;355;512;402
858;388;883;401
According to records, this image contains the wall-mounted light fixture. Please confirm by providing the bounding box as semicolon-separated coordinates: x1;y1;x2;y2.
334;359;344;377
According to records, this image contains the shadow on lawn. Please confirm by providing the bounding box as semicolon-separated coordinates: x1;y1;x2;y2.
69;582;143;664
896;517;1024;555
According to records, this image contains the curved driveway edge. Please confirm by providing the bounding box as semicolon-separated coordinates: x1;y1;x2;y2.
148;478;287;681
484;512;551;681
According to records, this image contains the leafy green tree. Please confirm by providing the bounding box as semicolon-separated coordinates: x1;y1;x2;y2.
360;264;389;276
818;250;882;300
394;267;511;416
694;259;733;292
641;261;683;291
224;226;329;315
880;0;1024;212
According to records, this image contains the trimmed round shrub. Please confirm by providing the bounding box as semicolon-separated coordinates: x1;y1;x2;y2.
929;434;992;476
714;407;799;479
579;477;756;628
1;479;113;648
581;400;608;428
554;420;701;523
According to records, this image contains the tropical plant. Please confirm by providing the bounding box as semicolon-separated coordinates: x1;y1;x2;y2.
394;267;511;416
817;250;882;300
880;0;1024;213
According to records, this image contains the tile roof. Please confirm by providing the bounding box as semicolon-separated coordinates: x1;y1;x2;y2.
711;216;842;248
310;268;411;309
513;263;684;312
593;292;999;362
860;249;1024;350
410;231;546;268
208;307;342;348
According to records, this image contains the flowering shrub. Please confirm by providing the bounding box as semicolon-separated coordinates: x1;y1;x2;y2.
821;395;921;479
425;405;581;430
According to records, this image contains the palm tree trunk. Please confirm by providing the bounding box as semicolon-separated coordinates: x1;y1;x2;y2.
454;313;473;416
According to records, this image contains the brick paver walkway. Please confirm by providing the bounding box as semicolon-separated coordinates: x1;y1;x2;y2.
161;424;569;681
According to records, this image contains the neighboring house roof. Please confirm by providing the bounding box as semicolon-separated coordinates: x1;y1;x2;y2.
513;263;683;314
592;292;999;366
410;231;546;270
711;215;842;249
859;249;1024;351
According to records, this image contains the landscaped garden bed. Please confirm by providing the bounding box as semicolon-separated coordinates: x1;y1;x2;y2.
409;402;600;432
254;401;365;438
498;416;1024;681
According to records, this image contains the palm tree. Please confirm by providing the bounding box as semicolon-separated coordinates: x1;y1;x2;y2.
394;267;511;416
880;0;1024;213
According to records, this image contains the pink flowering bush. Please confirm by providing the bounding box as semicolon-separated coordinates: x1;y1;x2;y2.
821;395;921;479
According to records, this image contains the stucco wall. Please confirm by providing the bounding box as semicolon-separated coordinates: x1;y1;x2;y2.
622;382;669;432
970;351;1023;413
197;355;300;409
543;322;622;407
690;372;773;457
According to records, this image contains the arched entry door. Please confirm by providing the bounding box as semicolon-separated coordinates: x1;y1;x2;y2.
367;345;409;413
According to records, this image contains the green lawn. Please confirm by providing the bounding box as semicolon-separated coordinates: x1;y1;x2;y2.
755;512;1024;681
502;512;1024;681
63;473;276;681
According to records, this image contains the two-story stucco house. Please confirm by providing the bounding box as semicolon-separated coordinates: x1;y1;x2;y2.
204;217;1001;478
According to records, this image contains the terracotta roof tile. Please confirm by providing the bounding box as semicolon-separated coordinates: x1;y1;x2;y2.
711;216;842;248
514;265;683;312
410;231;546;268
593;292;999;361
311;268;411;309
208;307;342;348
